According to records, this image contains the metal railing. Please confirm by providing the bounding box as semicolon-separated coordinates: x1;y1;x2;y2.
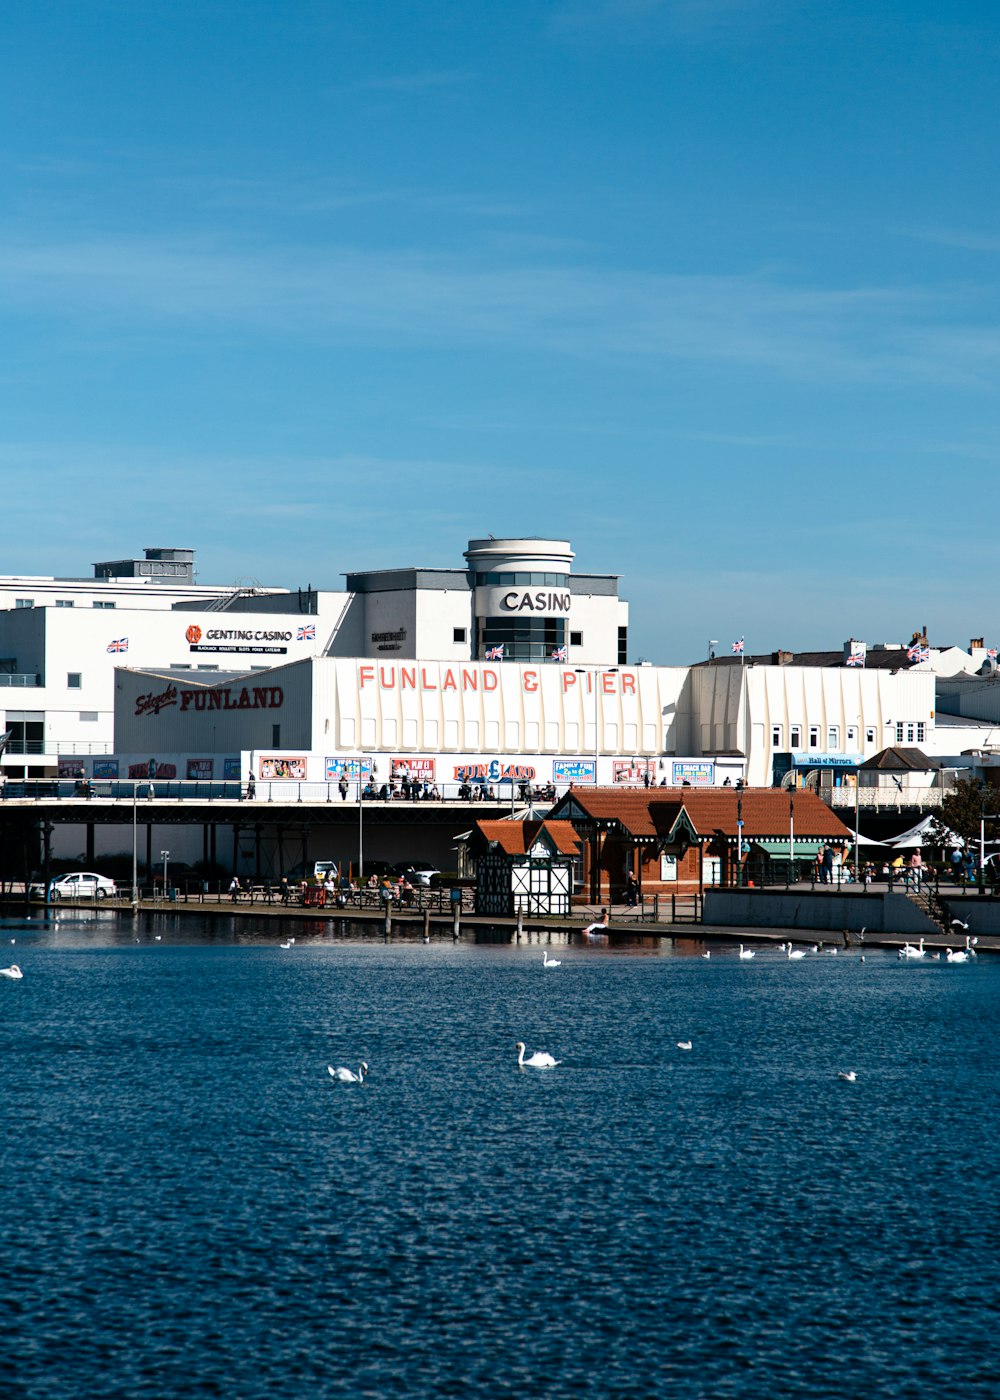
826;785;951;810
0;674;42;687
0;778;560;805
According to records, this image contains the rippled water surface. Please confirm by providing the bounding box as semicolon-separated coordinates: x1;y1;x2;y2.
2;912;998;1398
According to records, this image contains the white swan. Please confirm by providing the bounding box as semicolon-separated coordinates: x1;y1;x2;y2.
701;950;711;959
946;948;970;963
0;964;23;980
279;939;294;950
900;938;926;959
676;1040;692;1051
738;945;755;960
838;1070;857;1083
542;952;562;968
787;946;806;960
515;1041;561;1068
328;1062;368;1083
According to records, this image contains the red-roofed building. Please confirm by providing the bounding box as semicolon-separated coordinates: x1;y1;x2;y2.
467;819;582;916
547;787;852;900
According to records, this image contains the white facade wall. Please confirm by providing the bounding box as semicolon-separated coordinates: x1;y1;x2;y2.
110;658;690;768
691;665;937;785
114;660;314;753
413;589;476;663
0;604;340;770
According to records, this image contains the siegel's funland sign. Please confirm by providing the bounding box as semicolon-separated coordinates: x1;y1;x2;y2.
135;684;284;718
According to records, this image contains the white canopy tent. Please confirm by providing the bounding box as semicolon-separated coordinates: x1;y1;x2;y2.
886;814;962;849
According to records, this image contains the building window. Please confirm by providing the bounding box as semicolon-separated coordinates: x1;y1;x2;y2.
846;725;858;747
827;726;839;750
453;627;466;643
79;712;98;722
808;725;820;749
866;726;876;745
570;631;583;648
917;722;926;742
15;599;33;609
618;626;628;665
896;723;904;743
67;673;82;689
93;601;115;609
906;723;915;742
771;724;782;748
56;600;74;608
272;724;280;747
481;618;565;664
790;724;802;748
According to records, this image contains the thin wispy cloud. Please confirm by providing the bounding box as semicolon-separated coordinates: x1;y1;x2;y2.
903;227;1000;255
341;69;475;95
0;231;987;386
550;0;796;42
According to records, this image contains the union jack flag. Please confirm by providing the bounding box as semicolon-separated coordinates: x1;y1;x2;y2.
106;637;129;654
846;652;865;667
296;624;316;641
485;644;505;661
551;645;567;661
731;636;744;655
907;642;930;663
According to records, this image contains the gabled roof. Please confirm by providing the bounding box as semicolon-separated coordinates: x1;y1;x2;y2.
471;819;581;857
547;786;851;841
859;746;938;772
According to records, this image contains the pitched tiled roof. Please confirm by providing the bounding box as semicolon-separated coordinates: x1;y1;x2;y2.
473;819;582;857
549;786;851;841
859;746;937;772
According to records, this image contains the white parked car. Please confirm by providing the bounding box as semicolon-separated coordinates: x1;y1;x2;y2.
393;861;441;887
30;871;119;900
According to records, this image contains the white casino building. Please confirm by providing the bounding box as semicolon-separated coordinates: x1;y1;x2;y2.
0;537;940;793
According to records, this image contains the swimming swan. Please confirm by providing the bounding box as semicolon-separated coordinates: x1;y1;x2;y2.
515;1041;561;1069
0;964;22;979
900;939;926;959
542;952;562;968
738;945;755;960
328;1062;368;1083
946;948;970;962
838;1070;857;1083
676;1041;693;1051
787;946;807;960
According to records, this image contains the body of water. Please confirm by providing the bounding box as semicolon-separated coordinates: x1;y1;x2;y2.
2;912;997;1398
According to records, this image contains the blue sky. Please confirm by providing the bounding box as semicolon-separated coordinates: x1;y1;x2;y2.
3;0;999;661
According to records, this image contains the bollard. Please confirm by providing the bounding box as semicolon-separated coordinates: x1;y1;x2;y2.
423;908;431;943
384;904;392;939
516;907;523;942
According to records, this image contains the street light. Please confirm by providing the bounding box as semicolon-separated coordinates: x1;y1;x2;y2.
131;781;139;913
358;758;376;884
574;666;619;786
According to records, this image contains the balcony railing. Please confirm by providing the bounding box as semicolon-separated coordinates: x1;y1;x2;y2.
0;674;42;687
826;785;949;810
3;740;113;756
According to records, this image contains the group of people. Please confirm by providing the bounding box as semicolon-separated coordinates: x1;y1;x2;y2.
360;779;442;801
